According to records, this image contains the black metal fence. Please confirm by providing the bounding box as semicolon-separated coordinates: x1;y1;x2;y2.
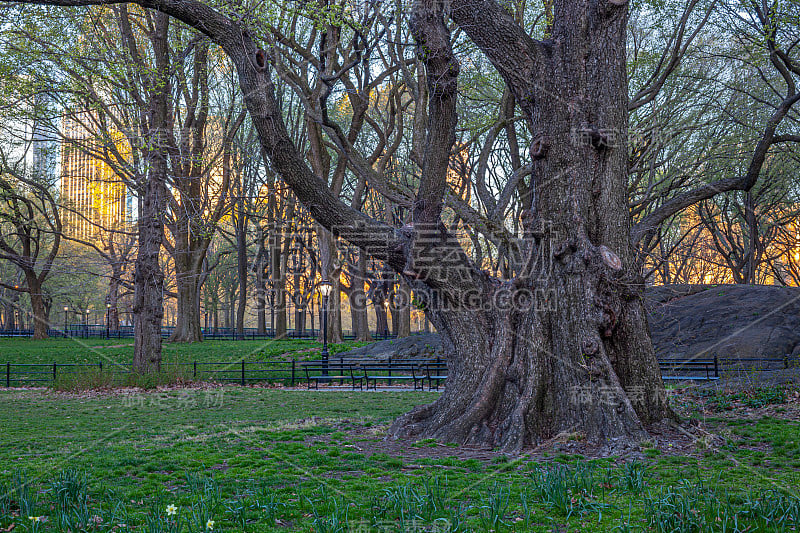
0;325;397;341
1;354;794;388
1;357;434;388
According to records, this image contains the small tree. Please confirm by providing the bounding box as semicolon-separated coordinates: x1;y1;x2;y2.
0;170;62;339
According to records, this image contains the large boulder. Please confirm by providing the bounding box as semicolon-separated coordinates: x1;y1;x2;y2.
339;285;800;367
339;333;445;360
645;284;800;368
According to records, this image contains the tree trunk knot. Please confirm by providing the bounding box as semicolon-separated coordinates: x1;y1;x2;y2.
255;49;268;70
397;224;419;278
553;240;576;260
598;245;622;271
530;136;549;160
521;211;547;240
595;296;620;337
582;338;600;356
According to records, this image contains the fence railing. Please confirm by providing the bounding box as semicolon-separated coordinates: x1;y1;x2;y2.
1;354;794;388
0;326;397;341
1;357;438;388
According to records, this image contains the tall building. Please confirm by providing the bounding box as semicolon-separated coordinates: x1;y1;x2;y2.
60;116;129;240
30;94;59;182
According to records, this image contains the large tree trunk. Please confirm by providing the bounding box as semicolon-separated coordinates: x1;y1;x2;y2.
25;276;49;340
388;0;674;452
170;268;203;342
393;281;411;338
235;212;248;339
349;254;372;341
390;228;671;452
132;171;167;373
256;227;267;334
132;11;170;374
107;274;121;331
391;285;663;453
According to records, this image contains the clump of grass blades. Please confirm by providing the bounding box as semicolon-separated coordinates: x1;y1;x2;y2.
144;493;183;533
50;468;89;511
307;485;349;533
381;476;451;523
618;460;649;494
478;482;511;531
184;471;221;505
644;479;800;532
527;462;610;518
11;470;37;518
0;481;10;519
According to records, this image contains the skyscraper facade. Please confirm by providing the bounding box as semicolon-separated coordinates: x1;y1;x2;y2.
60;115;129;239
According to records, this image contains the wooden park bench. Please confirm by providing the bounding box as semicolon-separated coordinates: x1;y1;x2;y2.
659;357;718;381
719;355;790;370
302;361;363;390
423;361;448;390
362;362;426;390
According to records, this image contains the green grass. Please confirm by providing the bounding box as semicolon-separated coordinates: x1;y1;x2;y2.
0;338;367;366
0;338;370;388
0;387;799;531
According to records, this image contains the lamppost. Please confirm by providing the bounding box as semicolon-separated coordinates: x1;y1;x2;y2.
85;308;90;338
383;299;390;339
318;279;332;379
106;303;111;339
63;306;68;336
268;281;275;336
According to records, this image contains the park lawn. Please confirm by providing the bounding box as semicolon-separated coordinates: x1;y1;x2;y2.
0;387;799;532
0;338;366;366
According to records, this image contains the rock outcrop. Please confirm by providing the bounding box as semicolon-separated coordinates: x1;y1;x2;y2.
339;285;800;369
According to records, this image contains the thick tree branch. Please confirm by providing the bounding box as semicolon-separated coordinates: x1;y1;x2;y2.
449;0;548;106
409;0;459;225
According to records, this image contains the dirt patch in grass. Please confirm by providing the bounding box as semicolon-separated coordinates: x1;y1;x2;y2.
298;416;720;465
673;381;800;421
289;381;800;464
46;381;226;398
